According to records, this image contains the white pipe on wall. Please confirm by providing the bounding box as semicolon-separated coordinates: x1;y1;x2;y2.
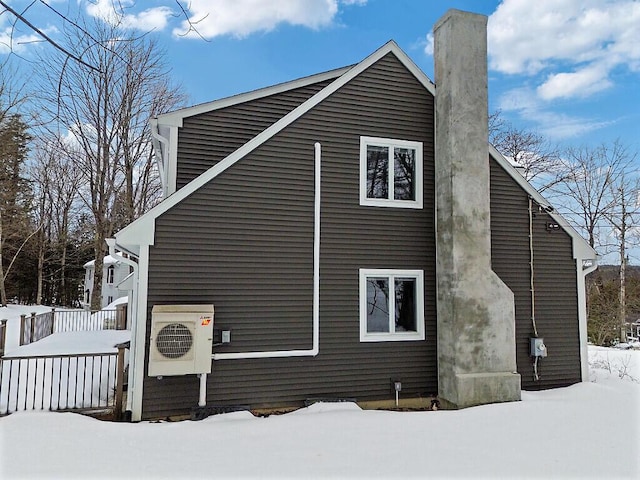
211;142;322;361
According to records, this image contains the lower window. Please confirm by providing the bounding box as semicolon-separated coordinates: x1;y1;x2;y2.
359;269;425;342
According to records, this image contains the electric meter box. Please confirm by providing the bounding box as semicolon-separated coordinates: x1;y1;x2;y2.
530;337;547;357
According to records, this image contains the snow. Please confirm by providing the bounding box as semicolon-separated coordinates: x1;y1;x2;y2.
1;347;638;479
1;303;128;353
3;329;130;357
83;252;124;268
0;304;54;352
104;296;128;309
1;330;130;414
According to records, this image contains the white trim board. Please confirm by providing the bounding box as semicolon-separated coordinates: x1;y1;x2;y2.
116;41;428;248
156;66;354;128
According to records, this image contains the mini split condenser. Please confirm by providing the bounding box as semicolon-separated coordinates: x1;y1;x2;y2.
148;304;214;377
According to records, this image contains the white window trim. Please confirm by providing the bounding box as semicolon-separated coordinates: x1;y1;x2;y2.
359;136;423;209
359;268;425;342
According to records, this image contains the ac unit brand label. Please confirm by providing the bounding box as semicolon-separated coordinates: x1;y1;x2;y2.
200;316;212;326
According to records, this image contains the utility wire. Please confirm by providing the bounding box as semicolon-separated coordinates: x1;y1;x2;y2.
0;0;100;73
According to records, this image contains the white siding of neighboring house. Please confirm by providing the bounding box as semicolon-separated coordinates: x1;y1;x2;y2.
82;253;130;309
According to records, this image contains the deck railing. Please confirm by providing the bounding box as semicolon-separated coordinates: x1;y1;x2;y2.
0;320;7;357
0;344;128;418
19;306;127;346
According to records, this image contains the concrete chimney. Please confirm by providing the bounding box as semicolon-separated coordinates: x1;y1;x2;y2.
434;9;521;408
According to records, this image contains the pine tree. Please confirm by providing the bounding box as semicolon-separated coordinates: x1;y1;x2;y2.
0;114;32;305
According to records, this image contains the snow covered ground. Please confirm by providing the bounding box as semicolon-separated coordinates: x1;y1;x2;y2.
1;346;638;479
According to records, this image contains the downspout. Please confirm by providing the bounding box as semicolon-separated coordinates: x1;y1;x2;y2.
106;238;140;415
211;142;322;361
528;197;540;381
578;258;598;381
528;197;539;338
150;118;169;198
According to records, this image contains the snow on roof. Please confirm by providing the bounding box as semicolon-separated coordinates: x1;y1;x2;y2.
83;252;124;268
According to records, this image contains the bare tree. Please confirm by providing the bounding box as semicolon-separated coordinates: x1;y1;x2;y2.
0;1;206;72
605;168;640;342
551;141;638;343
489;112;565;192
552;141;633;252
29;136;85;305
35;13;184;309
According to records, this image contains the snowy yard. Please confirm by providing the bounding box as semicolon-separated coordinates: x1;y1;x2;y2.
0;347;638;479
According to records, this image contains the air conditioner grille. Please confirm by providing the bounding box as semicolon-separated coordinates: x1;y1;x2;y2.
156;323;193;359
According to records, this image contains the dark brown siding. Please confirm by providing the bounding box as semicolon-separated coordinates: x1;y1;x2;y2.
490;158;581;390
143;53;436;419
176;79;335;188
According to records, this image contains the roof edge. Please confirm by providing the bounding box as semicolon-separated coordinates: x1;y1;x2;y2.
117;41;432;247
489;144;597;261
156;65;354;127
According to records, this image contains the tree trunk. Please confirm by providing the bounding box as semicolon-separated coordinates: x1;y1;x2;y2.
619;225;627;343
0;210;7;306
36;234;44;304
90;234;106;311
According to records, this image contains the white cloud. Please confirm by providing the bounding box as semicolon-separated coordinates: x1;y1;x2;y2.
85;0;173;31
0;28;42;54
498;87;614;140
537;65;613;100
488;0;640;100
423;32;433;56
172;0;365;39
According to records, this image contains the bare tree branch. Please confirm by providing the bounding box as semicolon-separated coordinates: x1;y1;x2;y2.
0;0;101;72
173;0;210;41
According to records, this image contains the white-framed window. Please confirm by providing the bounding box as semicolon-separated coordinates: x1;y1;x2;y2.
359;269;425;342
106;265;115;285
359;136;423;209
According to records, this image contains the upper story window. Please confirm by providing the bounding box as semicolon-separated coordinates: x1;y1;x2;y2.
359;136;423;209
359;269;425;342
106;265;115;285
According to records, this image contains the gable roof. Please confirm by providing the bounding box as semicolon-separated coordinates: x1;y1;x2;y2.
115;40;435;249
114;40;595;262
156;65;354;128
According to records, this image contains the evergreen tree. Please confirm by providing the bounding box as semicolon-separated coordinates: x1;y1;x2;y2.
0;114;33;305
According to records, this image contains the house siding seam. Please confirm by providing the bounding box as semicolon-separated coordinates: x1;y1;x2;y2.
175;79;335;189
489;158;581;390
142;53;436;419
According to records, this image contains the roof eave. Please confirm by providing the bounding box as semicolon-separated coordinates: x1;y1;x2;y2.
488;144;597;262
155;65;355;128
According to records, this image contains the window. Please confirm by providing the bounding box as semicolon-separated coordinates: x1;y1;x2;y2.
106;265;115;285
360;136;423;208
359;269;425;342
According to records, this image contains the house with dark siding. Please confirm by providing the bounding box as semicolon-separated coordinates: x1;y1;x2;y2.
112;9;596;421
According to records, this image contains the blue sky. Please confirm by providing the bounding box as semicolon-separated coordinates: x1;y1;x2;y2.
1;0;639;152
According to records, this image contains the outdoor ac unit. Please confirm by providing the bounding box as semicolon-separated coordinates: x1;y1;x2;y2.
148;304;214;377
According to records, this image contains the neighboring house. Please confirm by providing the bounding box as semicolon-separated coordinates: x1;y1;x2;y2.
113;10;597;421
83;253;130;309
